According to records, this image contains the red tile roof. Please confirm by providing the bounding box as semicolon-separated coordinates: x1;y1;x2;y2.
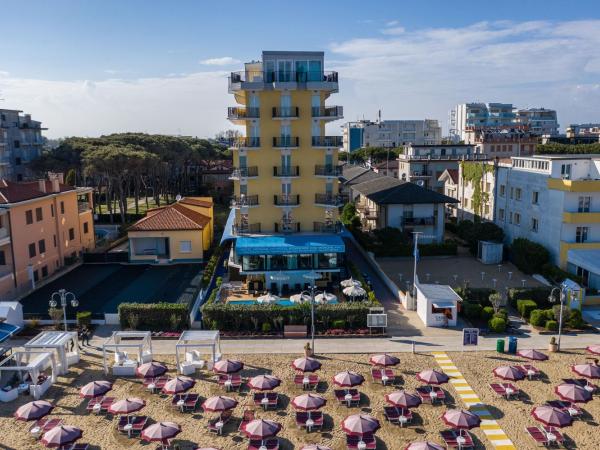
0;179;74;204
179;197;213;208
129;202;210;232
446;169;459;184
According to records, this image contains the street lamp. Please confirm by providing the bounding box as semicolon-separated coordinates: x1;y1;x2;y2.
50;289;78;332
548;286;566;351
302;271;322;354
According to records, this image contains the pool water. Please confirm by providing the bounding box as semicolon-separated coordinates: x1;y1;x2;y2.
228;298;338;306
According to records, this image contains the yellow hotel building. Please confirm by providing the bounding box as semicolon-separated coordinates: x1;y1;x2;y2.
225;51;346;293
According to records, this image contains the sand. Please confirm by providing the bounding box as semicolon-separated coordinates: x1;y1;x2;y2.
0;348;599;449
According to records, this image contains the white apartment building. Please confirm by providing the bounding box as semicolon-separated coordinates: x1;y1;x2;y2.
515;108;559;136
566;123;600;140
342;119;441;152
450;103;515;142
0;109;46;181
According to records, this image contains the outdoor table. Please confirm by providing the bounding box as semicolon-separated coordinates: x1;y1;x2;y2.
147;383;156;393
177;399;185;412
568;407;579;417
259;445;267;450
429;391;437;402
527;369;536;380
215;420;224;435
358;440;367;450
306;418;314;432
584;384;594;392
123;423;133;438
505;387;514;399
30;425;42;437
303;376;310;387
92;403;102;414
345;393;352;406
398;415;408;427
546;432;556;443
224;380;232;391
382;374;389;385
456;435;466;449
261;396;269;410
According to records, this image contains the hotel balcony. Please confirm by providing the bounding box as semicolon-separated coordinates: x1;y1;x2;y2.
548;178;600;192
272;107;299;119
229;166;259;180
228;70;339;93
402;216;435;226
315;165;342;177
78;202;91;213
274;194;300;207
312;106;343;121
273;166;300;177
410;171;432;178
400;154;488;162
233;222;261;235
312;136;343;148
272;136;299;148
315;193;343;207
313;221;342;233
227;107;260;123
562;212;600;224
275;221;300;233
229;137;261;150
357;204;378;219
0;227;10;246
230;195;259;208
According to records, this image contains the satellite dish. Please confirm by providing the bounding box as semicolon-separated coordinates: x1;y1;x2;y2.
416;180;425;187
175;194;182;202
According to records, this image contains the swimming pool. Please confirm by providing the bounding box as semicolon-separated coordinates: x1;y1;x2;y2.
227;298;338;306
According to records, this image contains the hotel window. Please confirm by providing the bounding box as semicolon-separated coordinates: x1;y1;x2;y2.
532;191;539;205
560;164;572;179
41;266;48;278
38;239;46;253
515;188;522;201
485;182;491;193
578;196;591;213
179;241;192;253
60;201;65;214
242;255;265;272
33;270;39;282
268;254;287;271
0;251;5;265
28;243;36;258
510;187;514;199
531;218;539;232
499;185;505;197
25;210;33;225
317;252;338;269
53;235;57;247
35;207;43;221
514;213;521;225
576;227;589;243
298;254;313;270
50;204;54;217
83;222;89;234
498;208;505;221
68;228;75;240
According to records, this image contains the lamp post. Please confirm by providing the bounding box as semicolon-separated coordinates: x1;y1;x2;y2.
548;286;566;351
50;289;78;332
302;271;322;354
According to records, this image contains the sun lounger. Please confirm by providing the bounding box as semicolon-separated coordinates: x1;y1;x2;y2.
542;426;565;445
65;444;90;450
218;374;242;391
117;415;148;437
371;368;395;385
293;373;319;390
384;406;412;426
253;392;278;409
144;377;168;393
86;396;115;413
30;418;63;439
526;426;549;446
238;409;255;432
171;393;199;412
440;430;474;449
416;386;445;404
346;433;376;450
248;438;279;450
489;383;519;399
334;389;360;407
295;411;323;432
516;364;540;380
208;409;232;435
546;400;583;419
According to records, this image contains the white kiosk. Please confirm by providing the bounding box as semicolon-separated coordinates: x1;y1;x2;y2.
24;331;80;375
102;331;153;376
175;330;221;375
416;283;461;327
0;351;57;401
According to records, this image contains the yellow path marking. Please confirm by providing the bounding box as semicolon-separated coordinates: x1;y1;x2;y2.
432;351;517;450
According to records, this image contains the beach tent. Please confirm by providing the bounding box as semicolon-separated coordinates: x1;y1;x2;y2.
175;330;221;375
0;351;57;401
102;331;153;376
24;331;79;375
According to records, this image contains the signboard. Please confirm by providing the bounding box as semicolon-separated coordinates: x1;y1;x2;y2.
367;314;388;328
463;328;479;346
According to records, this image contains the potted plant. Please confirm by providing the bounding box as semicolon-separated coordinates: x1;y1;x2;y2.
304;342;312;357
548;336;558;353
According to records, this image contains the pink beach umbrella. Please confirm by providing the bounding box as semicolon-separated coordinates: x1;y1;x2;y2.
14;400;54;421
341;413;380;436
41;425;82;448
241;419;282;439
531;405;573;427
108;398;146;415
416;369;449;385
333;371;364;388
405;442;445;450
441;409;481;430
292;393;327;411
301;446;332;450
136;361;167;378
201;395;238;412
292;357;322;372
79;380;113;398
517;349;548;361
571;363;600;379
369;354;400;367
586;345;600;355
141;421;181;442
385;391;422;409
161;376;195;394
248;375;281;391
555;383;593;403
493;365;525;381
213;359;243;374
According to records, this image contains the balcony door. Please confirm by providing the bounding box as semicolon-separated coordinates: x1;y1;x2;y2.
281;154;291;175
309;60;322;81
277;60;293;82
280;94;291;117
295;60;308;82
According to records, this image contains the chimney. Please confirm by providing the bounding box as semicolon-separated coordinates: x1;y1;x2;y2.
38;179;47;193
51;177;60;193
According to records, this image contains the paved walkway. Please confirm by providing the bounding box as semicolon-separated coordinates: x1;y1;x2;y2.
433;352;516;450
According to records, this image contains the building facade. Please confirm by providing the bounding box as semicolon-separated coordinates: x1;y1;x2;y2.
450;103;515;142
464;128;537;157
342;119;441;152
0;175;94;300
0;109;46;181
566;124;600;140
515;108;559;136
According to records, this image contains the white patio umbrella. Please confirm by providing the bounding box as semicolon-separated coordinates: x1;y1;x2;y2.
315;292;337;304
257;292;281;304
343;285;366;300
269;271;290;281
341;277;362;288
290;293;312;303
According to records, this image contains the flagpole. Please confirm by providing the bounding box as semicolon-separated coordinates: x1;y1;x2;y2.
412;231;422;298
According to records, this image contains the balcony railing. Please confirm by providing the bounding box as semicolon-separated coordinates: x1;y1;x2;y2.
312;136;343;147
400;153;487;161
229;70;338;84
410;171;432;177
315;193;343;206
229;166;258;179
312;106;343;118
402;216;435;226
357;206;378;219
273;166;300;177
230;137;261;148
313;221;342;233
273;136;299;148
272;107;299;119
228;107;260;120
315;165;342;177
275;221;300;233
78;202;91;213
274;194;300;206
233;222;261;235
230;195;259;208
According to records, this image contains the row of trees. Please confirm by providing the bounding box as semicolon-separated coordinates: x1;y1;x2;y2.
338;147;402;164
31;133;230;223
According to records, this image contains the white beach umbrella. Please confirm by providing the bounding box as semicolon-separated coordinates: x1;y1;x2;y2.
343;285;366;299
257;292;281;304
315;292;337;304
290;293;312;303
341;277;362;288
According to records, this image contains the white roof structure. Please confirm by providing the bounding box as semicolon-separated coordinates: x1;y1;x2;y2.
0;351;57;400
102;331;153;374
24;331;79;375
568;249;600;275
175;330;221;373
26;331;75;347
417;284;462;302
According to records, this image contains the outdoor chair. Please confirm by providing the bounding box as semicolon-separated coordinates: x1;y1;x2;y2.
440;429;474;449
546;400;583;419
86;396;115;414
384;406;400;423
30;418;63;439
185;350;206;369
334;389;360;407
238;409;255;432
208;409;233;435
489;383;519;400
218;374;242;391
371;368;395;385
416;386;445;404
516;364;540;380
248;439;279;450
346;433;376;450
293;373;318;390
526;426;549;446
172;393;199;412
542;426;565;446
144;377;168;394
117;415;148;437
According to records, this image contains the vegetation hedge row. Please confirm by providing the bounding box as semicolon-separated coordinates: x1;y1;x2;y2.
202;246;224;287
454;288;496;307
452;219;504;255
510;238;550;274
507;287;553;309
118;303;189;331
517;299;538;319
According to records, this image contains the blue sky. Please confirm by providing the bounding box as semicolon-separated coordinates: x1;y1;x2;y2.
0;0;599;137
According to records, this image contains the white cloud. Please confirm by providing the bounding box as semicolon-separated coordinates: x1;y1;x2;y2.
199;56;241;66
0;71;9;77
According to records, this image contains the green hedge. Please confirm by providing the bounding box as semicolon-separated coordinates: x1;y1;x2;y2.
488;317;507;333
510;238;550;274
76;311;92;327
508;287;553;309
454;288;496;306
118;303;190;331
463;303;483;320
350;227;457;257
545;320;558;331
529;309;546;327
202;246;224;287
517;299;538;319
481;306;494;321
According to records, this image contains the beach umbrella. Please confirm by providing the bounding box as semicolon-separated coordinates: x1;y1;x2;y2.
269;271;290;282
141;422;181;442
555;383;593;403
241;419;282;439
79;380;113;398
571;363;600;379
162;376;195;394
292;394;327;411
14;400;53;421
493;366;525;381
531;406;573;427
108;398;146;415
441;409;481;430
385;391;422;409
517;349;548;361
333;371;364;388
586;345;600;355
343;285;366;298
370;354;400;367
41;425;82;448
201;395;238;412
248;375;281;391
136;361;167;379
257;292;280;304
301;446;332;450
213;359;243;374
416;369;449;385
292;356;322;372
341;277;361;288
290;293;311;303
405;442;445;450
341;414;380;436
315;292;337;304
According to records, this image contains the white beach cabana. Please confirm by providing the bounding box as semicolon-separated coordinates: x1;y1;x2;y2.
24;331;80;375
175;330;221;375
0;351;57;401
102;331;153;376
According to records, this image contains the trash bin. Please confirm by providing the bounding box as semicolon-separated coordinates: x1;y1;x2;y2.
496;339;505;353
508;336;518;354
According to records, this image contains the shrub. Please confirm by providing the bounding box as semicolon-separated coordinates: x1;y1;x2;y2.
463;303;482;320
552;305;572;323
567;308;585;329
76;311;92;327
332;319;346;329
454;288;495;307
508;287;553;309
529;309;547;327
480;306;494;321
517;299;538;319
494;310;508;320
261;322;272;333
488;317;507;333
541;263;583;285
545;320;559;331
544;309;555;321
119;303;189;331
48;307;64;330
511;238;550;274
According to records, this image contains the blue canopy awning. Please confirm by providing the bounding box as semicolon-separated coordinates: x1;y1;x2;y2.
219;208;236;245
235;235;345;256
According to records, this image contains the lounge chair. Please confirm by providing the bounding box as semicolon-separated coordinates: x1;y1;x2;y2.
208;409;233;435
117;415;148;437
144;377;168;393
334;389;360;407
295;411;323;432
526;427;549;446
218;374;242;391
516;364;540;380
384;406;412;426
371;368;395;385
346;433;376;450
238;409;255;432
416;386;445;404
248;438;279;450
68;445;90;450
542;426;565;446
546;400;583;419
172;393;199;412
30;418;63;439
489;383;519;399
293;373;318;390
440;430;474;449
